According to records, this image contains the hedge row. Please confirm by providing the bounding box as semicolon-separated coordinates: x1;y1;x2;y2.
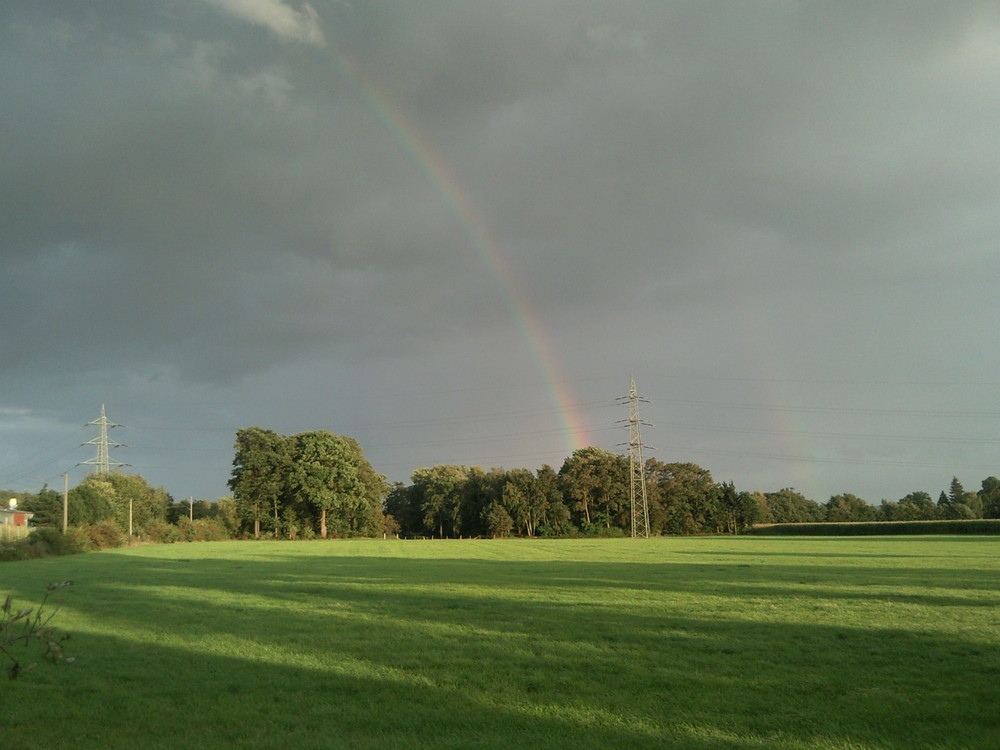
745;519;1000;536
0;518;234;563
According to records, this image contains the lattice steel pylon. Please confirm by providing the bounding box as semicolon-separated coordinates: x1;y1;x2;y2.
80;404;127;474
623;376;651;538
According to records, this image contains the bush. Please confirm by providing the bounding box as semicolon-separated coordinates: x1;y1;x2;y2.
77;521;128;550
190;518;232;541
143;520;181;544
175;517;231;542
746;519;1000;536
26;527;86;557
63;526;94;552
0;528;86;562
175;517;197;542
0;542;31;562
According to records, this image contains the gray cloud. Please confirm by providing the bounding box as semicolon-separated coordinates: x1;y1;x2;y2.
3;1;999;502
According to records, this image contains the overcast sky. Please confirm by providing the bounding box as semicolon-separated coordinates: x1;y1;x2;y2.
3;1;1000;505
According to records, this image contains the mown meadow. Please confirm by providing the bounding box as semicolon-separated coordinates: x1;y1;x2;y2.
3;537;1000;749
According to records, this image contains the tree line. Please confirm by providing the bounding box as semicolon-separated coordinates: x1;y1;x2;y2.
224;429;1000;538
385;450;1000;538
8;429;1000;541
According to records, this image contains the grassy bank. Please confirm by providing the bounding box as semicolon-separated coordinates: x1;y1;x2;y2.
4;537;1000;749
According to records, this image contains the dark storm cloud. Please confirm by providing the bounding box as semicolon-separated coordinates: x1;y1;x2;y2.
3;1;1000;501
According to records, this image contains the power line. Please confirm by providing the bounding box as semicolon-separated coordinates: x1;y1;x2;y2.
653;442;998;472
658;397;1000;420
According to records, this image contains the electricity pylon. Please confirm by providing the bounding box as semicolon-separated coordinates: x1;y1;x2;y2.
80;404;127;474
621;377;651;538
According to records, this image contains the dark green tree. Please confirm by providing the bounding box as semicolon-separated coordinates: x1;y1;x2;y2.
18;487;62;528
412;465;469;538
65;481;115;525
347;437;391;536
764;488;824;523
825;493;877;522
229;427;292;538
483;502;515;538
938;477;980;519
289;431;364;539
535;465;572;536
888;491;938;521
501;468;548;537
384;482;422;537
558;447;629;531
717;482;761;533
980;477;1000;519
460;467;503;537
646;460;720;534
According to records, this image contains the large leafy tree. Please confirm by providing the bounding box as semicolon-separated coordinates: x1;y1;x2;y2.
938;477;981;519
289;431;364;539
980;477;1000;519
346;436;391;536
384;482;422;536
764;488;824;524
483;502;515;538
412;465;469;538
462;467;504;538
558;447;628;530
825;493;877;522
646;460;720;534
881;491;938;521
717;481;761;533
534;465;571;536
501;468;547;537
229;427;292;538
65;481;115;525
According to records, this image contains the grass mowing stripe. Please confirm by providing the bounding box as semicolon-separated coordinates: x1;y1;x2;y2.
3;537;1000;749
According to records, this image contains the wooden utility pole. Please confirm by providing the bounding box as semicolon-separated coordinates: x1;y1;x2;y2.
62;472;68;533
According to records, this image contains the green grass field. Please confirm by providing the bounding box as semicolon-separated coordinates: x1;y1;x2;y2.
4;537;1000;749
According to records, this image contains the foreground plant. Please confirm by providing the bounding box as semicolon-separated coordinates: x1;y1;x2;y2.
1;581;73;680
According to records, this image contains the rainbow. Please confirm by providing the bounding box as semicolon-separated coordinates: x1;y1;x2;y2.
327;42;589;453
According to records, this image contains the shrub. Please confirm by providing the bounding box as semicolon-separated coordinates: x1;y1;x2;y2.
190;518;231;542
78;521;128;549
0;528;86;562
143;520;181;544
63;526;94;552
175;517;196;542
174;518;231;542
746;519;1000;536
0;543;31;562
26;527;86;557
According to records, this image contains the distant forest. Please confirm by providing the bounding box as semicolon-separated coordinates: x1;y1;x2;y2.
8;427;999;540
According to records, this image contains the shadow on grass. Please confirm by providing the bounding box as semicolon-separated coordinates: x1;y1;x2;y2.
6;549;1000;750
